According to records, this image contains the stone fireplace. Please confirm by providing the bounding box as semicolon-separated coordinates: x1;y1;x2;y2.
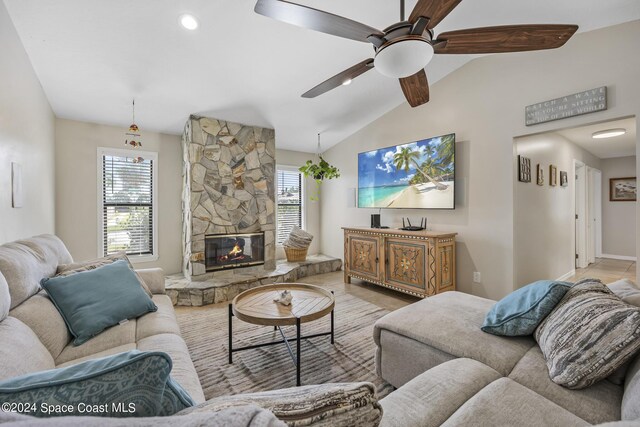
182;115;276;279
205;232;265;271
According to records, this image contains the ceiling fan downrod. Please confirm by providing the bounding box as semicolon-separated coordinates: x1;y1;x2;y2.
400;0;405;21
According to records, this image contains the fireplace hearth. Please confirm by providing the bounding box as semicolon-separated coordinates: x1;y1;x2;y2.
205;232;265;272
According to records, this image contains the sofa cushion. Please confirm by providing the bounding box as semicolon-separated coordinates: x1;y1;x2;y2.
374;291;535;377
0;350;195;418
609;279;640;307
42;260;157;346
622;352;640;420
55;319;137;365
380;358;501;427
0;235;72;309
136;268;167;295
56;252;152;297
138;333;206;404
508;346;622;424
9;290;71;359
441;378;589;427
0;317;55;381
535;279;640;389
482;280;572;336
136;295;182;341
0;273;9;321
376;329;457;387
56;344;137;368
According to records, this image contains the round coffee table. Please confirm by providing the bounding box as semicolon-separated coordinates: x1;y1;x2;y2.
228;283;335;386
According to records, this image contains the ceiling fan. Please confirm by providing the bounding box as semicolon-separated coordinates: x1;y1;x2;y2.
254;0;578;107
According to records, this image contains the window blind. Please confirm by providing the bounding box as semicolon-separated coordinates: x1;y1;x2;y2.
276;169;303;245
102;155;154;256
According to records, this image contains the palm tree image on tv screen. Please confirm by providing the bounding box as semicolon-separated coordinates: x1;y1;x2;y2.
358;134;455;209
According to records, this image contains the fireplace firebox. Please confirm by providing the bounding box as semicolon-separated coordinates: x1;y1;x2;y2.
205;232;265;272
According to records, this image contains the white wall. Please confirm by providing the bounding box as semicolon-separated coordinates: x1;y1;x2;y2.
601;156;636;258
55;119;183;273
514;134;601;286
275;149;321;259
321;20;640;300
0;2;55;243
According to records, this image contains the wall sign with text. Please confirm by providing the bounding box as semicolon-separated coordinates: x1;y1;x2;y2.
525;86;607;126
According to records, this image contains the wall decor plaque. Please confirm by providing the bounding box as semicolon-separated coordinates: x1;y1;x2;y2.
518;155;531;183
525;87;607;126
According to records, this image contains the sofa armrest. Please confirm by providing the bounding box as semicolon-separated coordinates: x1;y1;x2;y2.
135;268;166;294
179;382;382;426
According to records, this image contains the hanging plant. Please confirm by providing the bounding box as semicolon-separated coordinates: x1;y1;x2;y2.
298;134;340;201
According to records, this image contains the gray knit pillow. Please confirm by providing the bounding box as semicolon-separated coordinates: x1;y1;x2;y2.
535;278;640;389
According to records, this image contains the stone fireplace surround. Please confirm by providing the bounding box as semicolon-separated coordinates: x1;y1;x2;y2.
173;114;343;306
182;115;276;279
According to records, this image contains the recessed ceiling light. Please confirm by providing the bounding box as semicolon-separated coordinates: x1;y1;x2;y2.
342;79;352;86
180;14;199;30
592;128;627;139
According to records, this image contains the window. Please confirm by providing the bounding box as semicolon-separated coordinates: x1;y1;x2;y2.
276;167;304;245
98;148;158;261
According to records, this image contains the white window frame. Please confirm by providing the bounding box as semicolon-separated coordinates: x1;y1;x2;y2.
275;165;306;247
97;147;159;263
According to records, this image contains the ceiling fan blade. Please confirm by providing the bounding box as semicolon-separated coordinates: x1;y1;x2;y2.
409;0;462;29
302;59;374;98
399;69;430;108
255;0;383;43
434;24;578;54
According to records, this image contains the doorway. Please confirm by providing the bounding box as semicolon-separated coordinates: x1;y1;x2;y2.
514;116;636;287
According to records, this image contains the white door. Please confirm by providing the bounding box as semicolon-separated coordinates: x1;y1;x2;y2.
592;169;603;259
574;161;588;269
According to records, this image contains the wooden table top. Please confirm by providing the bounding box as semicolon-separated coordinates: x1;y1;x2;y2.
232;283;335;327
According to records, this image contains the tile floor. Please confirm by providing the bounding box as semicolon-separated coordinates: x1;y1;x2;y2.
566;258;636;284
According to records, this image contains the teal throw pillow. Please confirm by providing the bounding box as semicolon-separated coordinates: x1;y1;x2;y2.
0;350;195;417
41;259;157;345
482;280;572;336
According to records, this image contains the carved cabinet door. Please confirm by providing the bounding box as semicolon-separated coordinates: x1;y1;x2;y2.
436;241;456;293
384;238;426;292
348;235;380;280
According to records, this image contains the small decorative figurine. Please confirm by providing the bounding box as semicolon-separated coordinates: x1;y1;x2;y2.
274;290;293;306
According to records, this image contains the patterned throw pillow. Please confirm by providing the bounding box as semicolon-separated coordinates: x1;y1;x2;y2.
535;278;640;389
0;351;194;417
56;252;153;297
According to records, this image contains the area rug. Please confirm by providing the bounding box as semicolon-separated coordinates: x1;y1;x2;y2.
175;289;394;400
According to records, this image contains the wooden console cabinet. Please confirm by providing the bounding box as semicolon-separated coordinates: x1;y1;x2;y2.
343;227;456;298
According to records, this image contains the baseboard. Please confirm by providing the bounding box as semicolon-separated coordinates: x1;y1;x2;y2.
601;254;637;262
556;270;576;281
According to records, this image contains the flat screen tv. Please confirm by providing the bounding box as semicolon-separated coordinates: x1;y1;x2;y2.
358;133;455;209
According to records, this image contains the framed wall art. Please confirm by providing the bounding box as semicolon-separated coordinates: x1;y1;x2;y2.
560;171;568;187
518;155;531;183
549;165;557;187
610;177;636;202
536;164;544;186
11;162;23;208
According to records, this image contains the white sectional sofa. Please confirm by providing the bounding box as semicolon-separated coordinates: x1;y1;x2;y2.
0;234;206;403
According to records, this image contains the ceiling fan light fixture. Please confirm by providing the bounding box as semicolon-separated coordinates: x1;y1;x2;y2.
374;38;434;79
592;128;627;139
180;14;199;30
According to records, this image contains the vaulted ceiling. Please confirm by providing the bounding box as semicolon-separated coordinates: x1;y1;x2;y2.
4;0;640;152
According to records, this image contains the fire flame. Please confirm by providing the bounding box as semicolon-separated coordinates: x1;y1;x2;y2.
229;243;243;256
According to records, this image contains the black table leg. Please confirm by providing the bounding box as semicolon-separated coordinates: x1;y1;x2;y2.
330;291;335;345
296;317;301;386
228;304;233;364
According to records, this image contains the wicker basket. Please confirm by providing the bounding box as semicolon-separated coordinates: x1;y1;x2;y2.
284;246;308;262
